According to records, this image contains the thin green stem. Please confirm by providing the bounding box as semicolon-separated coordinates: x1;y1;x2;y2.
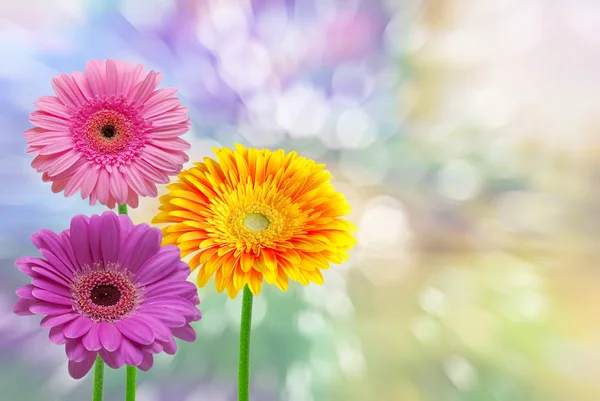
126;365;137;401
117;204;136;400
118;204;128;215
92;354;104;401
238;285;254;401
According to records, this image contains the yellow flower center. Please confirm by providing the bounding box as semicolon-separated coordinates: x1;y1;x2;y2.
243;213;270;231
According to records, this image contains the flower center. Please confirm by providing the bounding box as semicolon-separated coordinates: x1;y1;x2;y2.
243;213;270;231
90;284;121;306
101;124;116;139
71;262;141;322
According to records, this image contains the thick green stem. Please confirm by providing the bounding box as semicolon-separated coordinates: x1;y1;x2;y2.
126;365;137;401
238;285;254;401
117;204;136;401
92;354;104;401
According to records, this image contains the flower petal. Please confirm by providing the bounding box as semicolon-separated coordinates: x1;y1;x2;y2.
98;321;123;352
68;353;96;379
135;247;180;286
171;324;196;342
64;316;94;339
100;211;120;264
82;322;102;351
115;317;154;345
120;337;144;366
66;339;89;362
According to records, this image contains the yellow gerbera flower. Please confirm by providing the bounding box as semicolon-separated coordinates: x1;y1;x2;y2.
152;144;357;298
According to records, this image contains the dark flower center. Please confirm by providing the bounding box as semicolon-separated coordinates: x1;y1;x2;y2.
101;125;116;139
90;284;122;307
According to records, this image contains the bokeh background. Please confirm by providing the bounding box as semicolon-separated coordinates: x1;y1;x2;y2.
2;0;600;400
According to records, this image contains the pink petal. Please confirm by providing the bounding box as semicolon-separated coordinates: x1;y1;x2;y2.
115;318;154;345
33;96;70;119
143;296;197;316
15;257;37;275
98;321;123;352
133;314;171;342
33;229;77;273
32;288;72;306
149;112;189;127
38;139;74;156
29;110;70;131
135;248;180;286
38;249;73;279
105;59;118;97
32;278;70;296
51;179;69;193
30;266;71;287
85;59;106;97
95;168;110;206
132;159;170;185
145;281;198;299
143;145;187;171
64;163;91;197
30;303;72;315
16;285;35;299
49;325;68;344
72;71;93;99
82;323;102;351
109;168;128;205
60;231;81;269
40;313;79;328
69;215;93;267
64;316;94;339
142;88;177;112
119;225;160;273
66;339;89;362
68;354;96;379
142;97;179;119
100;211;120;264
45;151;81;177
99;348;125;369
133;71;158;105
137;306;186;328
87;214;103;262
138;352;154;371
163;338;177;355
122;165;153;197
149;138;191;152
52;73;86;109
126;187;139;208
146;123;189;138
171;324;196;342
13;298;35;315
120;337;144;366
80;164;99;200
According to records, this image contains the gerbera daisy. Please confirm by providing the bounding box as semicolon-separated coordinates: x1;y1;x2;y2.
152;144;357;298
25;59;191;208
13;211;201;379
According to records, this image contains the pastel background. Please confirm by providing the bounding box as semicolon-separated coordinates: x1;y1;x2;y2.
2;0;600;400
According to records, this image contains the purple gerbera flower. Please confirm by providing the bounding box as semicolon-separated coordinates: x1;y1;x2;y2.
13;211;201;379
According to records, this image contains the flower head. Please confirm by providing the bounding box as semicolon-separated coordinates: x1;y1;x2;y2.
25;59;191;208
153;144;357;298
13;212;201;379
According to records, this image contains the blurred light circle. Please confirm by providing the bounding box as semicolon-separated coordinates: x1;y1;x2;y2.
226;291;267;327
120;0;173;29
444;355;477;390
496;191;561;233
436;159;482;201
358;196;409;251
335;107;377;149
296;310;327;337
338;143;390;186
336;339;366;378
331;63;374;99
210;3;249;37
217;39;272;92
418;286;446;316
275;84;329;138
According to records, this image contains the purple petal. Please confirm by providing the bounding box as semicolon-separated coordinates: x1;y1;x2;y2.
98;321;123;352
60;232;80;272
13;298;35;315
100;212;120;264
115;317;154;345
69;215;93;267
143;296;198;317
31;277;71;296
66;340;89;362
82;322;102;351
49;325;67;344
143;341;163;354
119;225;160;273
29;303;72;315
88;214;103;263
16;285;35;299
138;352;154;371
137;306;186;328
144;280;198;299
30;265;71;287
40;313;79;328
135;248;180;286
163;337;177;355
32;288;72;306
133;314;171;342
38;249;73;279
99;349;125;369
120;337;144;366
68;354;96;379
32;230;77;274
15;257;36;275
63;316;94;339
171;324;196;342
118;213;134;239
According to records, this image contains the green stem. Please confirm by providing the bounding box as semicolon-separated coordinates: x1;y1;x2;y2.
126;365;137;401
92;354;104;401
238;285;254;401
117;204;136;401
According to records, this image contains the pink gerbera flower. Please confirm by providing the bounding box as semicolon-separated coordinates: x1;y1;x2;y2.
25;59;191;208
13;211;201;379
